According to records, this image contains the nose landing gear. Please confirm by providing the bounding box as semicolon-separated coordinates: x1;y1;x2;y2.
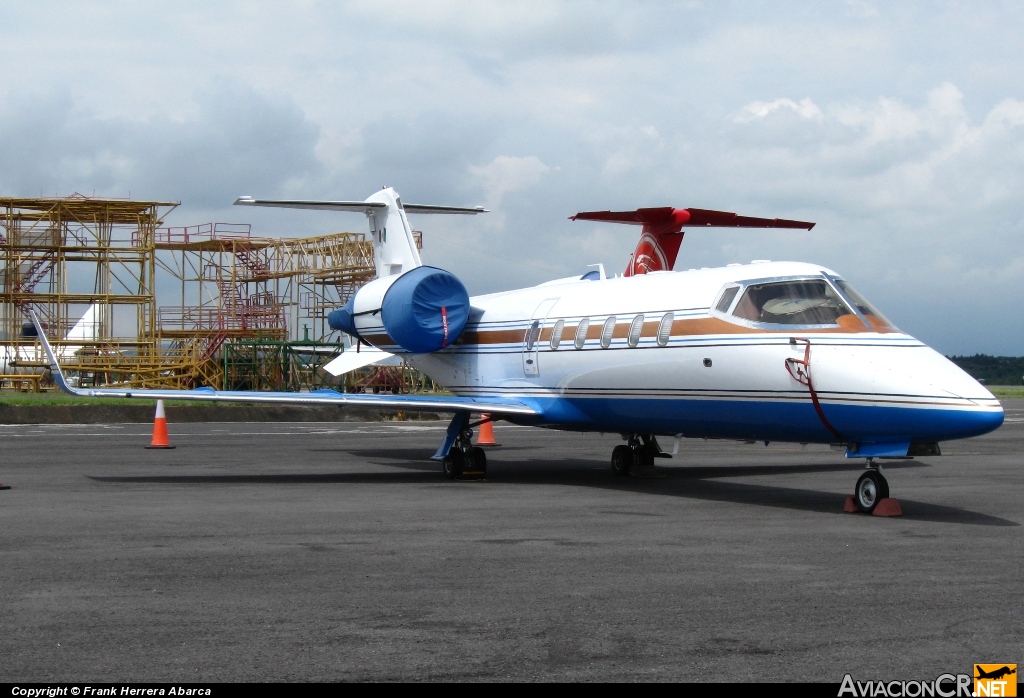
854;467;889;513
848;459;901;516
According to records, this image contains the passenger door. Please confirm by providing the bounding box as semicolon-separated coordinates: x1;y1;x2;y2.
523;298;559;377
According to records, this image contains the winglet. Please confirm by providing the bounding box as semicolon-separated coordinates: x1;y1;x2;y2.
29;311;81;396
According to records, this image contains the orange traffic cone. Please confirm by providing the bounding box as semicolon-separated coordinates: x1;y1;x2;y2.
476;413;499;447
145;399;176;449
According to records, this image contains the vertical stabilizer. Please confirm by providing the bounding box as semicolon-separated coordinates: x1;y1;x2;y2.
65;304;100;341
626;229;684;276
363;188;422;277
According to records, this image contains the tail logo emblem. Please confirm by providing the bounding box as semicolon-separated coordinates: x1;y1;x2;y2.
630;232;670;275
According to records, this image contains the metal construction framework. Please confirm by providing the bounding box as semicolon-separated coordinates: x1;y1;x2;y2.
1;195;381;391
0;195;177;385
153;223;377;389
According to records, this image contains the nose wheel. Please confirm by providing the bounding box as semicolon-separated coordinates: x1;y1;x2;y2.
854;468;889;513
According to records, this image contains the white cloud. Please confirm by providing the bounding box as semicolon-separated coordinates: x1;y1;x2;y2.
468;155;550;209
735;98;823;123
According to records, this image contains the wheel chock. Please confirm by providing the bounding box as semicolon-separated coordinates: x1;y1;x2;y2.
843;495;903;516
872;498;903;517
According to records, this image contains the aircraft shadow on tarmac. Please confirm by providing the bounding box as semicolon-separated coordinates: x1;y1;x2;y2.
88;455;1018;527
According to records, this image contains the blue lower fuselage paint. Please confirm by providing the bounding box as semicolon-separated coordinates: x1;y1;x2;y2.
500;395;1004;444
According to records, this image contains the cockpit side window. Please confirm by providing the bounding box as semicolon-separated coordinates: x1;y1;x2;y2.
732;279;854;326
716;286;740;313
835;280;894;329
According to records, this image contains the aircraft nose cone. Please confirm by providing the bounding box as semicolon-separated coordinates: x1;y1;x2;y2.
947;403;1004;440
814;344;1004;443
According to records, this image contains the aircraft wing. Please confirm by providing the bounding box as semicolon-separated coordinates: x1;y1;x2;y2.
30;312;537;417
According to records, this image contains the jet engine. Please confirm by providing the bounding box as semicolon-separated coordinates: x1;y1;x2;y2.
327;266;470;354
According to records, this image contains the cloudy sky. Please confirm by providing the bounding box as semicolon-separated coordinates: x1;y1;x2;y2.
3;1;1023;354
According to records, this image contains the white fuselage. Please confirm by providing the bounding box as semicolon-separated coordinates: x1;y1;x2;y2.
370;261;1001;447
1;343;67;375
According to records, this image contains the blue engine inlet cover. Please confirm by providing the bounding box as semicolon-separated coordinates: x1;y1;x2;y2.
381;266;470;353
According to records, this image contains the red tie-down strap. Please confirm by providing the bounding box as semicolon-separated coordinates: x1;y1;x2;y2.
441;307;449;347
785;338;844;442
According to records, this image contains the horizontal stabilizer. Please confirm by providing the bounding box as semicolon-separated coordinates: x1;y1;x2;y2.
234;197;486;216
570;207;815;233
571;206;815;277
402;204;488;215
234;197;385;213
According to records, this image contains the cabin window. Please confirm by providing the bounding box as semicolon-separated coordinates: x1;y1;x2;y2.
716;286;740;313
732;279;854;326
574;319;589;349
525;320;541;350
600;317;616;348
628;315;644;347
657;313;673;346
550;319;565;349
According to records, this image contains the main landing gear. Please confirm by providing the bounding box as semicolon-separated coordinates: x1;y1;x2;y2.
853;461;890;513
611;434;666;476
442;426;487;480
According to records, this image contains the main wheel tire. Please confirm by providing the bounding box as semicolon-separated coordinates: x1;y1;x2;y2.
854;470;889;513
469;446;487;476
611;445;632;476
443;450;464;479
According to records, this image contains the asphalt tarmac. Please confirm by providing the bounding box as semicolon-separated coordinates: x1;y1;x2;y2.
1;402;1021;682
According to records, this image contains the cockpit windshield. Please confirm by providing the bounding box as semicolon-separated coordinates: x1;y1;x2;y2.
726;277;895;329
732;279;853;326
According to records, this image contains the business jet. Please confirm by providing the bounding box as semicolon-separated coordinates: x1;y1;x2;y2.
31;188;1003;514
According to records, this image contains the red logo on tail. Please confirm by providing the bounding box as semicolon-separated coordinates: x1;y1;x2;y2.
626;231;684;277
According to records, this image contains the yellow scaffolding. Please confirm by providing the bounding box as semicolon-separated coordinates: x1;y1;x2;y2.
152;224;376;388
0;195;176;386
1;195;380;390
